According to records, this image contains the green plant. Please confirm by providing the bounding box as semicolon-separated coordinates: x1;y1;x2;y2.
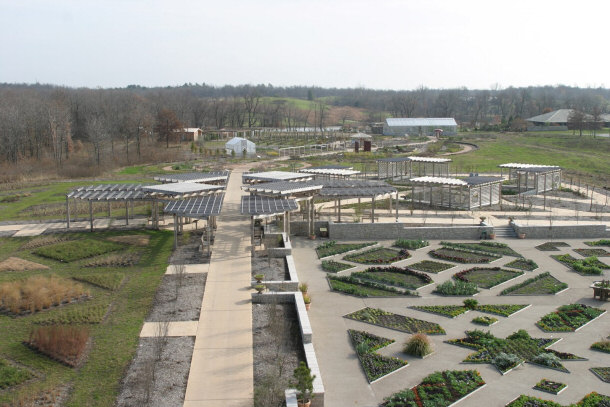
343;247;410;264
320;260;352;273
33;239;122;262
500;272;567;295
393;239;429;250
254;284;265;293
504;258;538;271
298;282;308;293
454;267;523;289
472;316;497;326
348;330;406;382
328;275;417;297
532;353;561;368
534;379;567;395
302;294;311;304
254;274;264;282
536;303;605;332
408;260;454;273
291;362;315;404
492;352;521;371
344;307;445;335
404;334;432;357
507;329;530;340
434;280;479;296
72;272;125;291
0;359;32;389
590;340;610;354
463;299;478;309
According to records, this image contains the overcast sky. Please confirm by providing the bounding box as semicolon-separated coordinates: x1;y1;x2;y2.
1;0;608;90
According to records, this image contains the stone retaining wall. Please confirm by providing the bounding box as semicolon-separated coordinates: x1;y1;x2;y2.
512;223;608;239
326;221;492;240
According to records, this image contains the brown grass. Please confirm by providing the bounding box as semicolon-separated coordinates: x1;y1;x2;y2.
0;275;89;315
107;234;150;246
27;325;89;367
0;257;49;272
1;386;66;407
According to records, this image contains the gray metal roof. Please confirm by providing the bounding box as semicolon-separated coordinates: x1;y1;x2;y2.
409;176;502;186
142;183;224;196
318;186;396;198
242;181;324;196
499;163;560;170
461;176;503;185
525;109;574;123
385;118;457;127
67;184;151;200
164;194;225;219
298;168;360;177
305;165;354;170
242;171;313;183
240;195;298;215
377;156;451;163
153;171;230;184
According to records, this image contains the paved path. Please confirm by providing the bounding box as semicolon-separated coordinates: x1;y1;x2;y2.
183;165;254;407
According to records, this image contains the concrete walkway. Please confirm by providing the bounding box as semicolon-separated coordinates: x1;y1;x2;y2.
183;165;254;407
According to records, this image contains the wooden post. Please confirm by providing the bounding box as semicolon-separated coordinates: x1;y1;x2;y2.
395;192;399;221
371;197;375;223
173;214;178;249
66;196;70;229
89;200;93;232
338;199;341;223
125;201;129;226
107;201;111;217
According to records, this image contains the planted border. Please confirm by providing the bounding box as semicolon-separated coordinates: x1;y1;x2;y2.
472;316;497;326
574;248;610;257
534;379;566;395
411;305;469;318
535;242;570;251
33;239;122;262
434;280;479;296
429;247;500;264
320;260;352;273
343;247;410;265
408;260;454;273
315;241;376;258
73;272;125;291
0;358;32;390
590;367;610;383
553;254;608;275
441;241;522;257
504;258;538;271
507;392;610;407
590;340;610;354
348;329;407;383
585;239;610;247
351;266;432;290
328;275;417;297
454;267;523;289
393;239;429;250
500;272;567;296
536;303;605;332
344;307;445;335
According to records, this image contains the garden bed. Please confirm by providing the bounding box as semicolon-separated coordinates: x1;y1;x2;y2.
552;254;608;275
393;239;429;250
328;275;417;297
507;392;610;407
252;251;287;281
320;260;352;273
500;272;567;296
81;252;141;268
315;241;376;258
34;303;109;325
475;304;529;317
343;247;410;264
590;367;610;383
454;267;523;289
408;260;454;274
411;305;469;318
382;370;485;407
504;258;538;271
536;303;605;332
585;239;610;247
351;266;432;289
591;340;610;354
533;379;566;395
472;316;497;326
73;271;126;291
0;358;33;390
535;242;570;251
0;257;49;272
344;307;445;334
574;248;610;257
429;247;500;264
26;325;90;367
433;280;479;296
441;241;522;257
348;329;407;383
33;239;122;262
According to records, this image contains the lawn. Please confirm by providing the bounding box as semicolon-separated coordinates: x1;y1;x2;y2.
351;266;432;289
407;260;454;273
429;247;500;263
344;307;445;334
0;230;173;406
348;330;407;383
536;303;605;332
33;239;123;262
453;267;523;289
500;272;567;295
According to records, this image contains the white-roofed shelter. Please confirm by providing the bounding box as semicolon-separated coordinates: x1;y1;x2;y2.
499;163;561;194
225;137;256;157
377;156;451;180
298;165;360;179
383;118;458;136
409;176;503;209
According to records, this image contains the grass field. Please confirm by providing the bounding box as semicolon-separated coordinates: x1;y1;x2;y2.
0;229;172;406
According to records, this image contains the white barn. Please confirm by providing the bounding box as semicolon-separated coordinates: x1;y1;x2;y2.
225;137;256;156
383;118;458;136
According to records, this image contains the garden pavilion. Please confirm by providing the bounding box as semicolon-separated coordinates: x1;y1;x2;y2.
240;195;299;248
242;171;313;184
377;156;451;180
298;165;361;179
153;170;230;185
498;163;561;194
408;176;503;209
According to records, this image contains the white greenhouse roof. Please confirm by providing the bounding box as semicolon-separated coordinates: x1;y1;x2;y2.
499;163;560;169
386;118;457;127
226;137;255;146
409;176;468;186
298;168;361;176
407;156;452;163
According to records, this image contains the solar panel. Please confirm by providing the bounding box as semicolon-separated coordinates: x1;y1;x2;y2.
153;171;230;184
240;196;298;215
164;194;225;219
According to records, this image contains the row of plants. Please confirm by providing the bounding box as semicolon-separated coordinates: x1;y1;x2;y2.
393;239;429;250
434;280;479;296
585;239;610;247
429;247;500;264
348;329;407;382
500;272;567;296
351;266;432;290
34;303;108;325
535;242;570;251
590;367;610;383
315;240;376;258
553;254;608;275
407;260;454;273
475;304;529;317
344;307;446;334
536;303;605;332
33;239;122;262
504;258;538;271
320;260;352;273
453;267;523;289
590;340;610;354
472;316;497;326
26;325;90;367
574;248;610;257
411;300;528;319
344;247;410;264
382;370;485;407
507;392;609;407
441;241;522;257
328;275;417;297
81;252;140;268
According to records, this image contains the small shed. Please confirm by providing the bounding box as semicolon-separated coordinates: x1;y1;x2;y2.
225;137;256;157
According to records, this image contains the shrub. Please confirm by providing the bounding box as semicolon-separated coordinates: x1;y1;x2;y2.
492;352;521;371
533;353;561;368
463;299;478;309
507;329;530;340
27;325;90;367
404;334;432;357
393;239;429;249
434;280;478;296
591;340;610;354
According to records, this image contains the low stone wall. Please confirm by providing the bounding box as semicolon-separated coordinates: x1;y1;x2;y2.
261;255;299;292
266;232;292;257
326;221;492;240
512;223;608;239
290;221;330;237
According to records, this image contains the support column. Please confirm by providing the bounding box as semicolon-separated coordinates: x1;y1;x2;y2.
107;201;111;217
371;197;375;223
338;199;341;223
395;192;399;221
66;196;70;229
207;220;211;257
89;200;93;232
173;214;178;249
125;201;129;226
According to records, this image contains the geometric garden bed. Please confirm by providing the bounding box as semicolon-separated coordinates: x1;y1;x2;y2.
536;304;606;332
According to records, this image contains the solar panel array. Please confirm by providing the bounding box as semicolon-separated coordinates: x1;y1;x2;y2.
242;181;324;195
67;184;150;200
153;171;230;184
164;194;225;219
242;171;313;183
142;183;225;196
240;195;298;215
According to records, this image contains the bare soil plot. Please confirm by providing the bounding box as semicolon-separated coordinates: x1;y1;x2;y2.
0;257;49;272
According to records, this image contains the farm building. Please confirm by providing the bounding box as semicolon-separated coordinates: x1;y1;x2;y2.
383;118;458;137
409;176;502;209
174;128;203;142
225;137;256;157
377;156;451;180
498;163;561;194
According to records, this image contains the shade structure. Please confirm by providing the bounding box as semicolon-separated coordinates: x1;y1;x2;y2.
242;171;313;184
142;183;225;197
163;194;225;219
67;184;149;200
240;195;298;216
409;176;503;209
242;181;324;196
318;179;396;198
499;163;562;194
377;156;451;179
153;171;230;184
298;166;360;178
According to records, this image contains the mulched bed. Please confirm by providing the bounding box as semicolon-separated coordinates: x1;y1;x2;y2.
408;260;454;273
574;248;610;257
536;303;605;332
590;367;610;383
535;242;570;251
147;274;206;322
344;307;445;334
343;247;410;264
252;252;287;281
500;272;567;296
429;247;499;263
504;258;538;271
453;267;523;289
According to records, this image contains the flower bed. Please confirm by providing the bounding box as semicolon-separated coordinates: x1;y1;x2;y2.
33;239;122;262
591;340;610;354
500;272;567;296
446;329;579;374
382;370;485;407
535;242;570;251
348;329;407;383
328;275;417;297
434;280;479;296
553;254;608;275
454;267;523;289
411;305;469;318
585;239;610;247
315;240;376;258
408;260;454;273
344;307;445;334
429;247;500;264
344;247;410;264
0;358;32;389
352;266;432;290
472;316;497;326
393;239;429;250
441;241;522;257
536;303;605;332
504;258;538;271
574;248;610;257
507;392;610;407
534;379;566;395
590;367;610;383
320;260;352;273
475;304;529;317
